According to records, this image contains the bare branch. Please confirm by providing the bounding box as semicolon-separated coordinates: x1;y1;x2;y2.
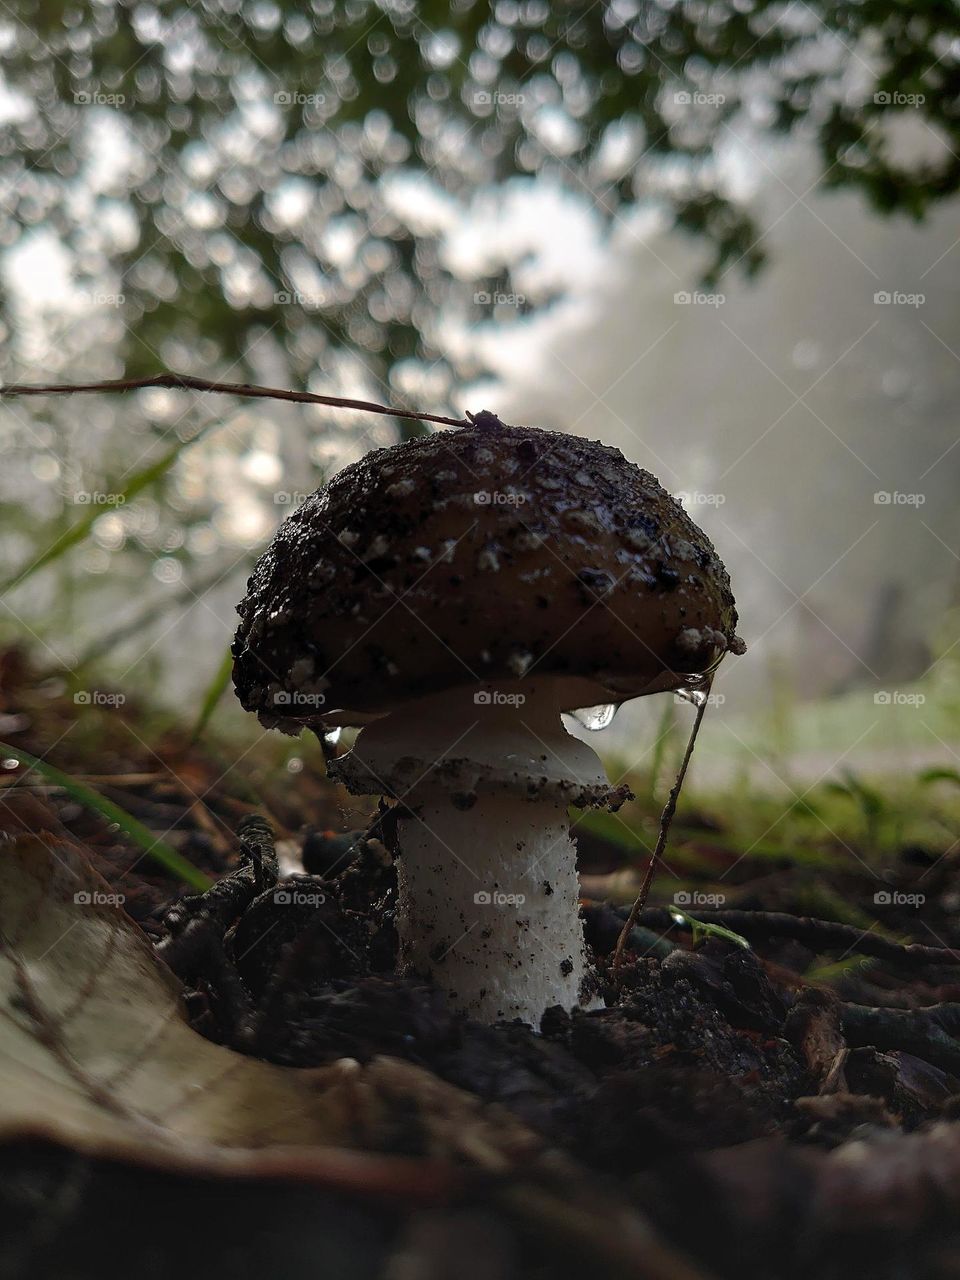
0;373;466;430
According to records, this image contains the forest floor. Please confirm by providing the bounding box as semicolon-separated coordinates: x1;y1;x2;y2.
2;645;960;1280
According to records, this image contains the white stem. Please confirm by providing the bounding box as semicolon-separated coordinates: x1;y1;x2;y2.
340;683;611;1026
397;787;599;1024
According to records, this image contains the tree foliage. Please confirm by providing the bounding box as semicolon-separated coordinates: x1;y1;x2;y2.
3;0;958;394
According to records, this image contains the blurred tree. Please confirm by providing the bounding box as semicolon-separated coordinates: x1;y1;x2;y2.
2;0;957;402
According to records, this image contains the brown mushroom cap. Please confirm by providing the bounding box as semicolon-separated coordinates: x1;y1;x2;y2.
232;414;743;730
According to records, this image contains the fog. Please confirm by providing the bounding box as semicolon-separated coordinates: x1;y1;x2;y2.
435;136;958;779
4;131;958;784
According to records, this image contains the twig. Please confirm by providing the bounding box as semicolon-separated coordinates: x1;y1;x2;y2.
237;812;278;893
0;372;465;429
841;1002;960;1076
612;686;712;973
627;907;960;973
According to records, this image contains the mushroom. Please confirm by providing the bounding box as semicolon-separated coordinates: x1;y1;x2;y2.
232;412;743;1026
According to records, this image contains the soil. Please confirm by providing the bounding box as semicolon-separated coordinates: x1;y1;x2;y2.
3;647;960;1279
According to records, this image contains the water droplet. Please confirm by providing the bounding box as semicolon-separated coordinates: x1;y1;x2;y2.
323;727;342;745
679;688;707;707
570;703;617;731
676;672;711;706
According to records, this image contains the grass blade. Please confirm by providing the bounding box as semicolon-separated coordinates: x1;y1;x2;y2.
1;429;211;595
190;645;235;744
0;741;212;891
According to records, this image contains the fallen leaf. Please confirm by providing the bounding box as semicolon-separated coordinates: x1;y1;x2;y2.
0;835;713;1278
0;834;532;1194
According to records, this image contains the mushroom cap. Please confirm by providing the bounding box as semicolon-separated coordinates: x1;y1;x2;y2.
232;415;743;731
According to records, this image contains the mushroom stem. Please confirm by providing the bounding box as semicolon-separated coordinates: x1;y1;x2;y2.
335;683;610;1026
397;788;596;1025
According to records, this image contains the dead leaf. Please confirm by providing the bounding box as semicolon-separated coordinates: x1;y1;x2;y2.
0;835;714;1278
0;835;532;1194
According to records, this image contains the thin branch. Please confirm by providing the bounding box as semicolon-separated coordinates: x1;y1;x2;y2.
612;685;712;974
627;907;960;973
0;373;465;429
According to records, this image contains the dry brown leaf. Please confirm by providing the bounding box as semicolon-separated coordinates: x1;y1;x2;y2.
0;835;712;1278
0;835;535;1193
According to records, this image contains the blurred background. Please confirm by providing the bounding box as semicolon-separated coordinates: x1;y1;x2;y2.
1;0;958;803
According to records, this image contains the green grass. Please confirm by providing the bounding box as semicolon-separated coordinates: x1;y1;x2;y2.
0;741;212;890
